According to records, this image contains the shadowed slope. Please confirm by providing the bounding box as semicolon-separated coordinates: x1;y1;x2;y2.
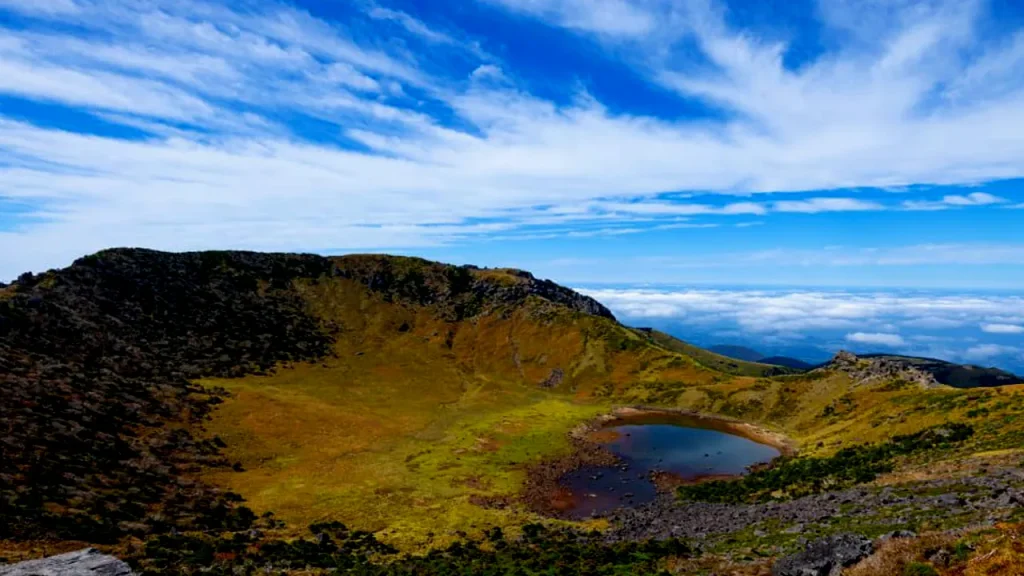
0;248;690;544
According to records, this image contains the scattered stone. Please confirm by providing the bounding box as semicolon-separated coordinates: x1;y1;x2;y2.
0;549;134;576
539;368;565;389
877;530;917;543
771;533;872;576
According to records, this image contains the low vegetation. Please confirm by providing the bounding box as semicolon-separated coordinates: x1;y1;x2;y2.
3;249;1024;574
678;424;975;503
135;520;690;575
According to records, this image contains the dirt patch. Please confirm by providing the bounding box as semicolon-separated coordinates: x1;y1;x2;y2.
473;437;502;452
586;429;623;443
520;427;620;517
469;494;513;510
648;470;738;492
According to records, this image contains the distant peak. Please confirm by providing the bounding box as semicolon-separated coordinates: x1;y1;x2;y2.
825;351;942;389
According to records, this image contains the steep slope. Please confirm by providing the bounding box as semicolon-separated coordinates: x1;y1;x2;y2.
0;250;335;541
0;248;721;545
639;329;798;377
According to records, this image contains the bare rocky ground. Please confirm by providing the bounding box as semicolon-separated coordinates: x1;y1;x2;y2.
604;465;1024;559
0;549;133;576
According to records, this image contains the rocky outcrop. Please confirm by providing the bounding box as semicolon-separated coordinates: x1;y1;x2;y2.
607;467;1024;543
473;269;614;319
771;533;873;576
0;549;133;576
823;350;942;389
332;254;614;320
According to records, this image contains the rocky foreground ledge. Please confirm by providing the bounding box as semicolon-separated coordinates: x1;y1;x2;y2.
0;549;133;576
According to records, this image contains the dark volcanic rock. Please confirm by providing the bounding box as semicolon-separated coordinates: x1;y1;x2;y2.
539;368;565;389
332;254;614;320
823;350;941;389
1;249;336;541
605;467;1024;543
0;548;133;576
771;533;872;576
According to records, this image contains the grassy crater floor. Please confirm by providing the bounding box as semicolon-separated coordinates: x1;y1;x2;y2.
200;362;608;550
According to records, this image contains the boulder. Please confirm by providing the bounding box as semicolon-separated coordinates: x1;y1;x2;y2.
772;533;873;576
0;549;134;576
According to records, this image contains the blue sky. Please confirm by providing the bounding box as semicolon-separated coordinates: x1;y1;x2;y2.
1;0;1024;291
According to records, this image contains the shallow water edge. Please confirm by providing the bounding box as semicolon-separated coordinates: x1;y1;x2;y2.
520;407;795;519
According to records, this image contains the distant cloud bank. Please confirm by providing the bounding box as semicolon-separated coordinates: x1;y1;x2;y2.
580;286;1024;370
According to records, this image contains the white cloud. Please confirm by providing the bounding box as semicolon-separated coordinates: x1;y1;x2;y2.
577;286;1024;367
588;244;1024;269
846;332;906;347
471;64;506;81
964;344;1021;361
367;5;460;46
903;192;1007;211
1;0;1024;278
483;0;656;36
773;198;884;214
943;192;1005;206
581;287;1024;336
981;323;1024;334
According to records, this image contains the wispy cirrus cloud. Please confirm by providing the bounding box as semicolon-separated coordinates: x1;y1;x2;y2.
0;0;1023;279
481;0;658;36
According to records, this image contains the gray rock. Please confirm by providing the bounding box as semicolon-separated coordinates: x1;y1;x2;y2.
0;549;134;576
877;530;917;543
772;533;873;576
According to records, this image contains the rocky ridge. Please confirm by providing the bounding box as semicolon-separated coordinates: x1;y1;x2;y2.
822;351;944;389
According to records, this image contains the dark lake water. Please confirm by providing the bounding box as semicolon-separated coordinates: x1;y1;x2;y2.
560;418;780;518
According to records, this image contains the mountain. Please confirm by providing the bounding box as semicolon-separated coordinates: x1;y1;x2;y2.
4;249;1024;574
640;330;798;377
707;344;765;362
0;248;731;543
858;353;1024;388
707;345;813;371
758;356;815;370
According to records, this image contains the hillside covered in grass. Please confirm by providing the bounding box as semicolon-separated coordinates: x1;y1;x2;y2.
3;248;1024;575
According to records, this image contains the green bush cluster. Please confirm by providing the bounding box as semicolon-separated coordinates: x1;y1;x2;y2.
134;521;691;575
677;424;974;504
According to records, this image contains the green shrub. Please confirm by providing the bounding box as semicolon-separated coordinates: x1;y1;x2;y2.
678;424;974;503
903;562;939;576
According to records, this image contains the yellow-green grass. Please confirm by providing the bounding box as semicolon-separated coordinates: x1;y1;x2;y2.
202;362;606;549
198;279;624;548
198;276;1024;551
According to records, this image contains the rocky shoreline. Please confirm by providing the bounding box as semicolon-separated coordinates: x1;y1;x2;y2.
603;406;798;456
520;425;622;517
520;407;795;518
605;466;1024;548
